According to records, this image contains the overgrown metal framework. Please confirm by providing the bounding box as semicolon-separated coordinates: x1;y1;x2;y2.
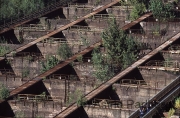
0;0;180;117
0;0;77;34
0;0;150;115
56;32;180;118
0;0;120;107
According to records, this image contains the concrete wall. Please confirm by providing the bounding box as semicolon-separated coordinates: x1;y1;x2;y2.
9;57;41;78
106;7;132;19
62;30;101;41
0;76;23;91
36;43;59;55
63;7;93;20
43;79;95;97
88;0;113;5
113;84;161;110
162;53;180;63
36;41;91;56
140;22;180;32
47;19;70;30
139;69;178;88
84;106;134;118
8;100;62;118
85;16;125;28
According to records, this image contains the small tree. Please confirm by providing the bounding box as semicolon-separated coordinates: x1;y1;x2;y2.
130;2;146;20
67;89;86;106
149;0;174;21
57;43;72;60
80;35;89;46
101;17;138;69
22;67;30;78
40;56;59;73
77;54;83;63
0;83;9;100
92;48;114;82
0;45;10;56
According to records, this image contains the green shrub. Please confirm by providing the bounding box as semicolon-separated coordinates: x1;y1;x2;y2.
67;89;87;106
57;43;72;60
101;17;138;69
40;56;59;73
0;83;9;100
149;0;174;21
130;3;146;20
0;45;10;56
22;67;30;78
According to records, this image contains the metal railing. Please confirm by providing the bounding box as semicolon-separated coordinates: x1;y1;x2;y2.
0;0;76;31
16;94;63;102
120;79;147;86
145;60;179;68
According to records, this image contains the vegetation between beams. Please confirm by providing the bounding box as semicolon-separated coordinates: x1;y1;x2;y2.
149;0;174;21
40;55;59;73
101;17;138;70
57;43;72;60
0;83;9;100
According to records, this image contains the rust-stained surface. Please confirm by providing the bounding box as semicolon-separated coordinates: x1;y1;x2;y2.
0;0;74;35
9;78;42;96
122;12;152;31
0;0;119;63
55;33;180;118
9;41;101;97
6;0;119;96
38;41;102;78
0;1;168;117
13;0;119;54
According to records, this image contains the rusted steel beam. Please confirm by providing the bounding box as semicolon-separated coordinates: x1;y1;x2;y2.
55;33;180;118
9;41;101;97
12;0;119;53
0;0;77;34
38;41;102;78
3;2;154;117
6;0;120;97
122;12;152;31
0;0;119;63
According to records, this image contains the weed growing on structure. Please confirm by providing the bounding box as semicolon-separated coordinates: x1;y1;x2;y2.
80;35;90;46
91;47;115;82
67;89;87;107
101;17;138;70
57;43;72;60
95;0;101;6
0;83;9;100
26;55;34;62
0;45;10;56
149;0;174;21
22;67;30;78
130;2;146;20
77;54;83;63
40;55;59;73
15;111;25;118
